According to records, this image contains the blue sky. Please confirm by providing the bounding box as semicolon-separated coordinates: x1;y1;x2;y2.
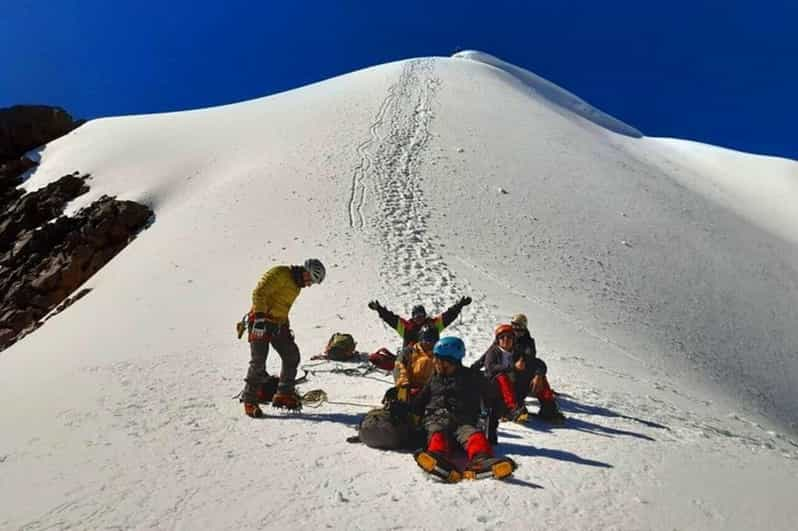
1;1;795;159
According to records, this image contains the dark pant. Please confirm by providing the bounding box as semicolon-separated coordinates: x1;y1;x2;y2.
243;325;300;401
514;369;534;404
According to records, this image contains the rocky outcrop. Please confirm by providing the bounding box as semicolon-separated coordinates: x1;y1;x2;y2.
0;105;81;162
0;173;89;252
0;158;36;202
0;189;153;351
1;105;82;214
0;104;152;351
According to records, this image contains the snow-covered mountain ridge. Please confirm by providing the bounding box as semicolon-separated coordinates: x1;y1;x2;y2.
1;53;797;530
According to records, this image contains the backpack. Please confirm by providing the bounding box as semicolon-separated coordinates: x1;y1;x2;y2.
325;332;357;361
358;407;410;449
368;347;396;371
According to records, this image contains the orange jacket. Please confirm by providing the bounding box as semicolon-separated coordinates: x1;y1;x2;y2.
396;342;435;389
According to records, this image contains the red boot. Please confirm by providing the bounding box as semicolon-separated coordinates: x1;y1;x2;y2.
271;389;302;410
255;376;280;404
463;432;515;480
414;432;460;482
496;374;527;422
243;402;264;418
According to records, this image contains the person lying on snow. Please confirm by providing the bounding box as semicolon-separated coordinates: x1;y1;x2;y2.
411;336;516;482
367;296;472;349
239;258;326;418
473;313;564;423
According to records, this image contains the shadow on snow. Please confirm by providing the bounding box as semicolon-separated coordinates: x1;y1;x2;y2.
554;394;670;431
497;440;613;469
258;410;364;429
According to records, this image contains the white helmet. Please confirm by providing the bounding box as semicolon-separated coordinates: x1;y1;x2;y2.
304;258;326;284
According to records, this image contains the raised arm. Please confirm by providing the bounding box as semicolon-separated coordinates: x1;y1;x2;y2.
368;300;401;331
438;296;472;328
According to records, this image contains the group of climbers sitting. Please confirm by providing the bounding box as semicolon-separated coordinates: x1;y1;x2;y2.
472;313;563;424
371;299;563;426
362;299;564;480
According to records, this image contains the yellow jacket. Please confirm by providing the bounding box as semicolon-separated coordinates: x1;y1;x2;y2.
396;342;435;389
251;266;301;324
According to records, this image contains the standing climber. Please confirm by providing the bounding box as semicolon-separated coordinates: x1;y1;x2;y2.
239;258;326;418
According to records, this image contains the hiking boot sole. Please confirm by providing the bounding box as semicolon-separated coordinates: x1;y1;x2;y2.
462;459;516;481
415;452;461;483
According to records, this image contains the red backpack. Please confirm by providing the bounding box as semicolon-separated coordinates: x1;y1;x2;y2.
368;347;396;371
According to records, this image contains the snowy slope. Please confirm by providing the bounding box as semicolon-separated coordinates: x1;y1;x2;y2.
1;54;797;530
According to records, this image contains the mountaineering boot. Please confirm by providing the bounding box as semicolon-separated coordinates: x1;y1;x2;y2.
255;376;280;404
537;400;565;424
272;388;302;410
243;402;264;418
463;454;517;480
414;450;462;483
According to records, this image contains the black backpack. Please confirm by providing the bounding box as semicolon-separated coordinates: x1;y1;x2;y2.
358;408;411;449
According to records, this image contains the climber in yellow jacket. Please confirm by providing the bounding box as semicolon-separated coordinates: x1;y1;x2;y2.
240;258;326;417
395;324;438;394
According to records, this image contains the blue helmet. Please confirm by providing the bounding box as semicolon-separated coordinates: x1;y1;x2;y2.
433;336;465;362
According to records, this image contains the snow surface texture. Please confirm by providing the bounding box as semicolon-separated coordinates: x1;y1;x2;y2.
1;53;797;530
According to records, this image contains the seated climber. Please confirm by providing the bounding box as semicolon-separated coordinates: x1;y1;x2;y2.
474;314;565;423
411;336;516;482
394;323;439;399
509;313;564;422
368;296;472;382
367;297;472;348
366;324;441;451
481;323;529;423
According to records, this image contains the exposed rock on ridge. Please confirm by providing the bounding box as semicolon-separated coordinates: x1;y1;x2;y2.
0;105;153;351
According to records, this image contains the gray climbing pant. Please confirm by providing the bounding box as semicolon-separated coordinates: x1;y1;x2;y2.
242;325;300;402
424;409;481;447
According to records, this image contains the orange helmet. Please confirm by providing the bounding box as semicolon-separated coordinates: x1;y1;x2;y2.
494;323;514;339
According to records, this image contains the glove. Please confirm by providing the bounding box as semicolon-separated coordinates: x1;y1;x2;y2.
250;316;279;341
368;300;381;311
458;296;472;307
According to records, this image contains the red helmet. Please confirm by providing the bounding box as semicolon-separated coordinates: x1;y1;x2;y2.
494;323;514;339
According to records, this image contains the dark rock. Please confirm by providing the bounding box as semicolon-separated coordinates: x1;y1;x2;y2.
0;181;152;351
0;158;37;212
0;105;81;162
0;157;37;180
0;174;89;254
